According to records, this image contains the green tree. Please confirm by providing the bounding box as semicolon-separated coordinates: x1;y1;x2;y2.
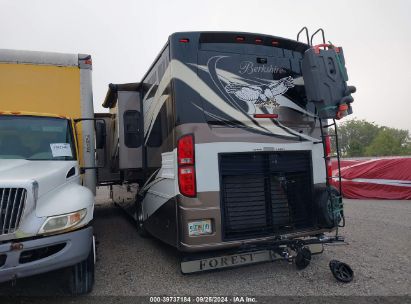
365;127;410;156
330;119;380;157
330;118;411;157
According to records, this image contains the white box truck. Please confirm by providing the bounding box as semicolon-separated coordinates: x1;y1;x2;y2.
0;49;99;294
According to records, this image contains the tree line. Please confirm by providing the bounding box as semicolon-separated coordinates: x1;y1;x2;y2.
330;119;411;157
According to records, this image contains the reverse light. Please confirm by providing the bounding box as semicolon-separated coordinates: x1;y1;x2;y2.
39;209;87;234
177;134;197;197
178;166;196;197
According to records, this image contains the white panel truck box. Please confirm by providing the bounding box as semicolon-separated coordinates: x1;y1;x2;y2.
0;49;99;294
99;29;356;275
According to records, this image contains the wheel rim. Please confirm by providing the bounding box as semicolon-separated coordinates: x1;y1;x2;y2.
329;260;353;283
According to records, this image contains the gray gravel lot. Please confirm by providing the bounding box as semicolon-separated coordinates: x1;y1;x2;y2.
1;187;410;296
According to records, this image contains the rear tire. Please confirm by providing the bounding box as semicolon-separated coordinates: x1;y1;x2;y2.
69;242;95;295
295;247;312;270
315;185;342;228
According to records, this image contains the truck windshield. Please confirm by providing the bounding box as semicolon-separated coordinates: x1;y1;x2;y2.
0;115;76;161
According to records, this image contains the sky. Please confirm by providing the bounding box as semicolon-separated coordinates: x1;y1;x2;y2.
1;0;410;131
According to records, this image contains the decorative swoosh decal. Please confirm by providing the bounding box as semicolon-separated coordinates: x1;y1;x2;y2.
142;59;316;142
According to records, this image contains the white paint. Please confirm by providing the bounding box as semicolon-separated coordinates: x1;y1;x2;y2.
0;159;94;240
160;151;175;179
0;49;78;66
195;142;326;192
80;66;96;195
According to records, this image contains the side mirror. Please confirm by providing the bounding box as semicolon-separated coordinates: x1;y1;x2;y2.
96;121;106;149
74;117;107;169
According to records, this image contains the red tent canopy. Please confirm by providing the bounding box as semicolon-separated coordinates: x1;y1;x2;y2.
331;157;411;199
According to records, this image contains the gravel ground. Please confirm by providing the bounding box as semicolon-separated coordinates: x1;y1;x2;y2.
1;187;410;296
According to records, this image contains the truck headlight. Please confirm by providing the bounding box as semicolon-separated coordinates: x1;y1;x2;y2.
39;209;87;234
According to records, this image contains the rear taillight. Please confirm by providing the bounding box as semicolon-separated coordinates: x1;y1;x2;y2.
178;134;194;165
325;135;332;179
177;134;196;197
178;166;196;197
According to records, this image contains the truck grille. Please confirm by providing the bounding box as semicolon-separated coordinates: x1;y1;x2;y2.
219;151;314;240
0;188;27;235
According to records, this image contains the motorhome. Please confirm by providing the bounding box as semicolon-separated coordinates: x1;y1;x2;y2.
99;30;355;273
0;49;98;293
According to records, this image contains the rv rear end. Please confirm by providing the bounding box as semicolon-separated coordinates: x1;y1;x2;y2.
168;33;336;252
105;31;352;273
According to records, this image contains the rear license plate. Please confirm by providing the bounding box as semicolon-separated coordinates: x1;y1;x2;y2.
188;220;212;236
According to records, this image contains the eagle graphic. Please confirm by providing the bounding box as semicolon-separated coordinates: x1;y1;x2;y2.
224;76;294;107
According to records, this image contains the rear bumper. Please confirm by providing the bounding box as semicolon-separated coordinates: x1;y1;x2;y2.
0;226;92;283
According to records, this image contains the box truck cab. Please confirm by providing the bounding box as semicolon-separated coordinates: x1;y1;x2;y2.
0;50;97;294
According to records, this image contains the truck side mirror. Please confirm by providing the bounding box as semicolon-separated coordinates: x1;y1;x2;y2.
96;121;106;149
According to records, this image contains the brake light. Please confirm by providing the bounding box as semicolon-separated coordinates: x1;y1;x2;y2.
177;134;196;197
179;38;189;43
178;134;194;165
253;114;278;119
236;36;245;42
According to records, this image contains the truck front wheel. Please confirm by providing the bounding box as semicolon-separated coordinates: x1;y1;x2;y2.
69;242;95;295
